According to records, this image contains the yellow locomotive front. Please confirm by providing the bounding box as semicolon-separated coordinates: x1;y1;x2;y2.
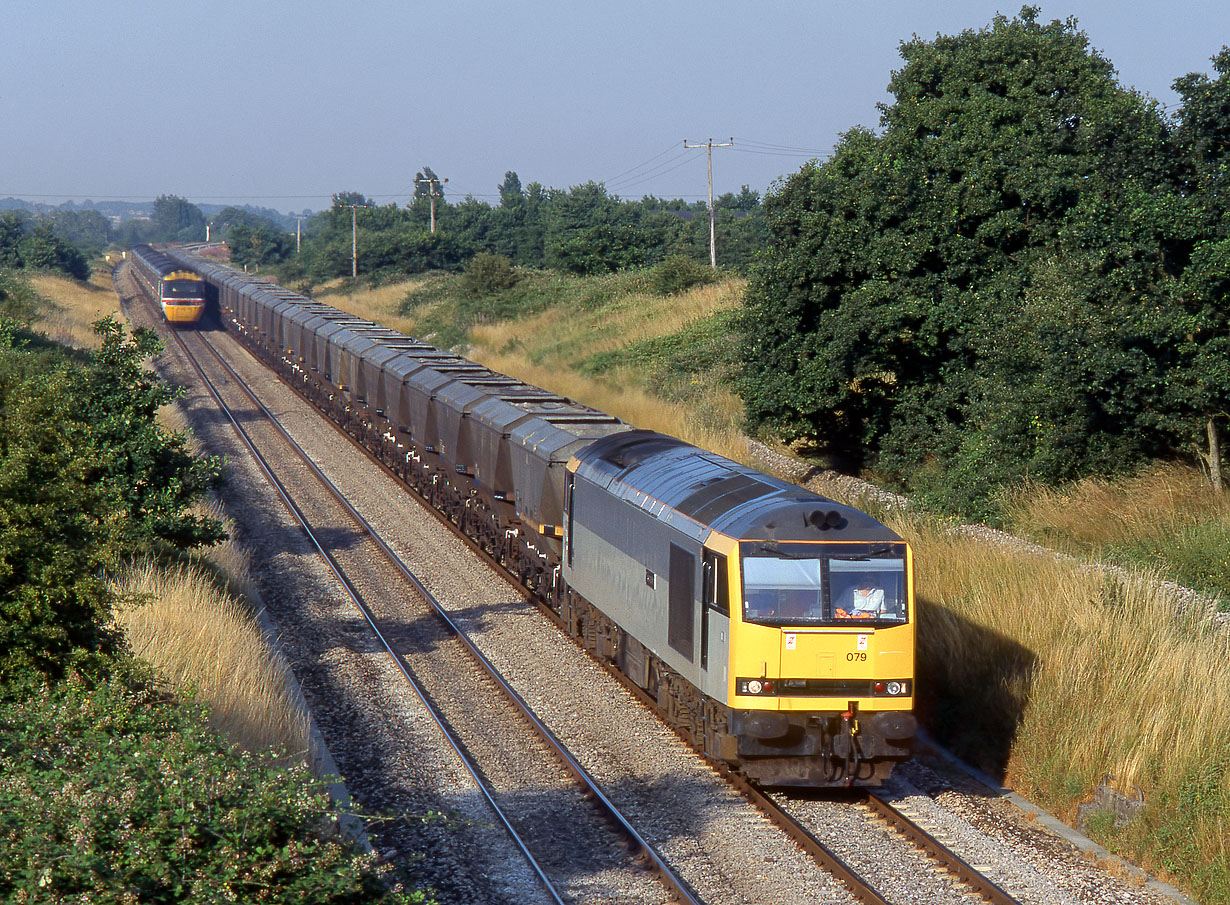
160;269;206;324
716;533;915;786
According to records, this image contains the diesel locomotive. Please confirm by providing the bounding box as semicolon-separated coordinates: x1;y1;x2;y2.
158;246;917;787
129;244;206;325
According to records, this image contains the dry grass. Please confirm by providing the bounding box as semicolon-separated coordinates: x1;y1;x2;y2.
899;509;1230;898
1001;463;1230;552
469;278;739;368
476;353;751;462
29;263;125;349
111;554;310;758
469;278;749;460
313;276;427;338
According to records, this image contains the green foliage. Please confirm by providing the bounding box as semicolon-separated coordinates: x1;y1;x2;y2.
0;318;223;686
650;254;718;295
399;267;649;351
740;7;1225;516
227;222;292;269
0;670;419;903
1108;520;1230;607
579;308;743;415
459;252;519;296
0;213;90;280
279;175;764;285
0;268;43;325
1148;757;1230;904
152;194;206;243
48;209;111;257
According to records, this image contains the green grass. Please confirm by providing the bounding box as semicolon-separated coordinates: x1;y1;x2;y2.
398;267;652;350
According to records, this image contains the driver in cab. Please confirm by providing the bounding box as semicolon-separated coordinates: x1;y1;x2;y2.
836;582;883;619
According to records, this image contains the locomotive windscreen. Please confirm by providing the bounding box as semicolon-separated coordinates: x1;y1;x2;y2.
163;279;204;299
741;544;907;626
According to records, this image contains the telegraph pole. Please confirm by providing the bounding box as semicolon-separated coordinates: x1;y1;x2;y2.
414;174;448;233
350;204;364;277
683;137;733;268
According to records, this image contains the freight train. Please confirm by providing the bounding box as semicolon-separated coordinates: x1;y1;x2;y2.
158;246;917;787
129;244;206;325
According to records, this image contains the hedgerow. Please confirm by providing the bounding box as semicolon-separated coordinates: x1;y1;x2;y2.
0;669;420;904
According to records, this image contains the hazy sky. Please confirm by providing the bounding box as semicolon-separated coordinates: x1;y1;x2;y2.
3;0;1228;214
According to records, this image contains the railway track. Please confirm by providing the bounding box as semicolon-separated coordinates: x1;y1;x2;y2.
120;280;694;904
116;263;1113;905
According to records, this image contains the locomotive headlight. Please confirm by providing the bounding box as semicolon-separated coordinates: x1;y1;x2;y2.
747;679;764;695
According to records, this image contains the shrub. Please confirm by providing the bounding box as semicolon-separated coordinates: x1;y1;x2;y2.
460;252;519;296
650;254;717;296
0;671;419;903
0;319;223;687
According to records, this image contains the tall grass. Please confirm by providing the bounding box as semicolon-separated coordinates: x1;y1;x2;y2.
1002;464;1230;606
313;276;427;338
30;264;126;349
901;509;1230;902
110;557;311;757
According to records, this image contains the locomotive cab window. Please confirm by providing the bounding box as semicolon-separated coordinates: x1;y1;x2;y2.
742;556;822;623
741;544;907;627
162;280;203;299
828;557;906;623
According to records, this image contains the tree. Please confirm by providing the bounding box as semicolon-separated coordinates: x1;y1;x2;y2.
152;195;206;242
499;171;524;207
0;214;90;280
49;209;110;256
1169;47;1230;489
331;191;371;210
412;166;446;202
740;7;1178;514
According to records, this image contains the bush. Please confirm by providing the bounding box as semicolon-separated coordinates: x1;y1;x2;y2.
459;252;519;296
650;254;717;296
0;671;419;903
0;319;223;687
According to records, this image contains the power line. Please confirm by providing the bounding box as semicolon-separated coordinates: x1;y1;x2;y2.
606;152;701;194
599;143;686;186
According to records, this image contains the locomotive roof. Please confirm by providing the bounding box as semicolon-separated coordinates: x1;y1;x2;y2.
132;244;196;280
572;431;902;544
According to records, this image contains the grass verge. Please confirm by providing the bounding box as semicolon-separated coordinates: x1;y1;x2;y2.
110;555;311;756
1002;464;1230;609
898;507;1230;903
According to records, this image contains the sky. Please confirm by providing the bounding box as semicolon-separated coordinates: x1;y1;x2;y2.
3;0;1229;215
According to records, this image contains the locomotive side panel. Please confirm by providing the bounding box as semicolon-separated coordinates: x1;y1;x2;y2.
566;470;712;692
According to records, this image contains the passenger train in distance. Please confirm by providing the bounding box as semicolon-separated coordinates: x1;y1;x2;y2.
161;245;917;788
129;244;206;325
